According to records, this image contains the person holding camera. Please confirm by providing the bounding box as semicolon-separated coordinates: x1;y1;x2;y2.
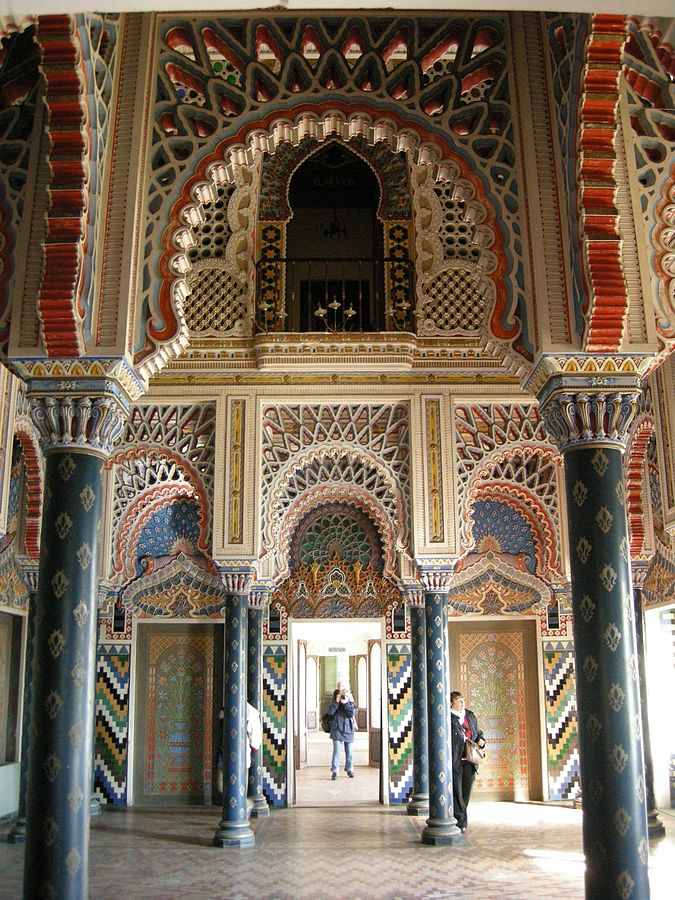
326;687;356;780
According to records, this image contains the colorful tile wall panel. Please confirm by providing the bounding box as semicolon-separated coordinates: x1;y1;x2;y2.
387;644;413;803
263;644;287;807
144;631;214;799
94;646;130;805
458;630;528;794
543;644;580;801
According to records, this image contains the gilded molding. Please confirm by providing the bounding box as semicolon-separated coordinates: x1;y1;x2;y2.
424;398;444;543
227;399;245;544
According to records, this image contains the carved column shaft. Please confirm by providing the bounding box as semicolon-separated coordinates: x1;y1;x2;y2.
214;571;255;848
420;571;462;846
406;589;429;816
536;375;650;899
23;394;126;899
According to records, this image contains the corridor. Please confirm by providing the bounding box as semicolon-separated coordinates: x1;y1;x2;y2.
2;801;674;898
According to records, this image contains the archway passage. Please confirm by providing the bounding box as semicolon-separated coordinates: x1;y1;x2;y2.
291;619;383;808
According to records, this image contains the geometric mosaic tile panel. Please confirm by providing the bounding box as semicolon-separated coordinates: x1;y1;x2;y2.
543;645;580;801
458;629;529;795
387;644;413;804
144;631;214;799
94;648;130;805
262;644;287;808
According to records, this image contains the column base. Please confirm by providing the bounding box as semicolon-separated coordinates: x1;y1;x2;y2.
406;793;429;816
213;820;255;848
6;818;26;844
249;796;270;819
648;809;666;839
421;817;463;846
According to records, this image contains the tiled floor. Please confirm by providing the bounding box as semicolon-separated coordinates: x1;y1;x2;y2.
1;784;674;899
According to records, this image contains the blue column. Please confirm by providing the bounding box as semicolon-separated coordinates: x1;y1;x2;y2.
214;569;255;848
537;376;650;899
247;586;270;818
420;570;462;846
406;588;429;817
22;394;126;900
7;564;38;844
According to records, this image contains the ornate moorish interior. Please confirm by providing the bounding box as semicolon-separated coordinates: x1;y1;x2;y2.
0;2;674;897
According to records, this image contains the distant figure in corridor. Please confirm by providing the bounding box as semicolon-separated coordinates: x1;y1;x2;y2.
450;690;486;832
326;687;356;780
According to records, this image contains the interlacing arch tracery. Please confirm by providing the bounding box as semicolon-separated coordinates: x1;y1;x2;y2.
261;402;410;572
461;446;563;577
106;403;215;581
454;403;562;577
266;446;406;579
140;12;531;373
108;450;210;581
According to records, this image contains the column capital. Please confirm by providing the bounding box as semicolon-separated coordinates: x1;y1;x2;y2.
217;564;255;596
405;585;425;607
631;560;650;592
525;357;645;452
28;392;128;457
17;558;39;594
249;581;273;608
418;565;454;593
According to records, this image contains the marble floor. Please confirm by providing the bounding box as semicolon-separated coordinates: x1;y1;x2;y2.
1;788;674;899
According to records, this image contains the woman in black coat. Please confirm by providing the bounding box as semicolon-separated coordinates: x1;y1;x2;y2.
450;690;486;832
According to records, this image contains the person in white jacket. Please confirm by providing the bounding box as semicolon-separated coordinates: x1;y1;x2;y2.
216;702;263;798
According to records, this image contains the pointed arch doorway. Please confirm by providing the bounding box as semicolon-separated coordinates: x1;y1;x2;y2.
288;618;387;807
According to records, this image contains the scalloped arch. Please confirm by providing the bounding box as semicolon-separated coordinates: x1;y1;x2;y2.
461;443;563;563
276;485;397;583
143;102;509;374
13;419;43;559
113;482;208;580
625;414;656;556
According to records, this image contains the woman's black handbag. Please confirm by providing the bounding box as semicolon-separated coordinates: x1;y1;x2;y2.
463;739;486;765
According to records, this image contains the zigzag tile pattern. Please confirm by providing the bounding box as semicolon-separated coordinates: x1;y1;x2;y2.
262;645;287;807
94;649;130;804
387;645;413;803
543;646;580;801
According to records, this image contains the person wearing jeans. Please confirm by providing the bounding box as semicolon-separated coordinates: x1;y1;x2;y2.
326;688;356;779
